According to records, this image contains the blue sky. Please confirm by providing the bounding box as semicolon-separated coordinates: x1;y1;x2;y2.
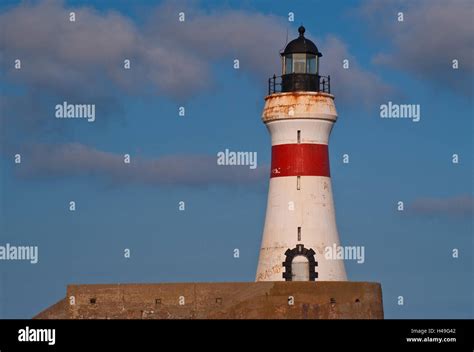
0;0;472;318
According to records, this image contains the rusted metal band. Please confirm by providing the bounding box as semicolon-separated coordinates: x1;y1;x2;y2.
270;143;330;177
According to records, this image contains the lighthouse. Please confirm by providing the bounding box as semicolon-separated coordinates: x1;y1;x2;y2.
256;26;347;282
33;24;385;321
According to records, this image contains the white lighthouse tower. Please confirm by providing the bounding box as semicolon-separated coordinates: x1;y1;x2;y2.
256;26;347;282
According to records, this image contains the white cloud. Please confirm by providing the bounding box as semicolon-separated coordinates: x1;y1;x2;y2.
361;0;473;94
15;143;268;187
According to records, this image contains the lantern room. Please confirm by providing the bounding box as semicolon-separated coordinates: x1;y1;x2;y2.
281;26;322;75
268;26;330;94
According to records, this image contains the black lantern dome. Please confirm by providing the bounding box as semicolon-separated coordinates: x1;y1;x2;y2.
268;26;330;94
282;26;322;57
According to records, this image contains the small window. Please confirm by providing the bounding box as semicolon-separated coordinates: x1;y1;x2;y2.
90;298;96;304
293;53;306;73
285;55;292;74
297;176;301;190
297;226;301;241
307;55;317;74
297;130;301;143
215;298;222;304
155;299;161;305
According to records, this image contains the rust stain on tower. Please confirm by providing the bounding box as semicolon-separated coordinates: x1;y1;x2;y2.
263;92;336;121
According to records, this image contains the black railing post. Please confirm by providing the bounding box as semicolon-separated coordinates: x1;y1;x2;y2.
328;75;331;94
273;74;276;94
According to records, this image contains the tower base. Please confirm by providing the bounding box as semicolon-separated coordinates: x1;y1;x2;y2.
34;282;383;319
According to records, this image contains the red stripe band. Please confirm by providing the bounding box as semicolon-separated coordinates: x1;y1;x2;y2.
270;143;330;178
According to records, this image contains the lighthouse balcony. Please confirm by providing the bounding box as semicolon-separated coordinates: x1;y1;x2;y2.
268;74;331;95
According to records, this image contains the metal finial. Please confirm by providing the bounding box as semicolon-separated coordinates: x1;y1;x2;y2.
298;25;305;37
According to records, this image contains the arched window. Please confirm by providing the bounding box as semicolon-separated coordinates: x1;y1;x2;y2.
282;244;318;281
291;255;309;281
